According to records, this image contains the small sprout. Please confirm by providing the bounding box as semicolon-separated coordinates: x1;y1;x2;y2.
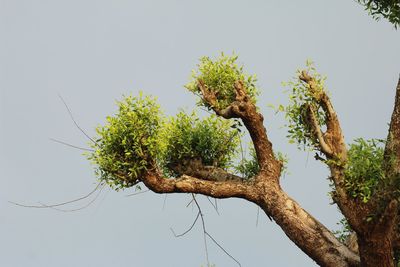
87;93;163;190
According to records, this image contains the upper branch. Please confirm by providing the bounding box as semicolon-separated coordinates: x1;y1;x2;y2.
384;76;400;175
303;103;334;157
299;70;346;158
198;79;281;179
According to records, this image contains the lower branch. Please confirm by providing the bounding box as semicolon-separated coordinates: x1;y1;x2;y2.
141;170;259;201
258;183;360;267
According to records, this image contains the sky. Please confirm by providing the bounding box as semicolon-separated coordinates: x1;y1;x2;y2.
1;0;399;266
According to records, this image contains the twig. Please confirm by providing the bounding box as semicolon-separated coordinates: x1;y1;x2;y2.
38;184;105;212
192;194;210;267
49;138;94;152
58;94;98;145
171;194;241;267
206;197;219;215
9;182;103;208
170;212;201;238
256;207;260;227
205;232;242;267
162;194;168;210
125;189;150;197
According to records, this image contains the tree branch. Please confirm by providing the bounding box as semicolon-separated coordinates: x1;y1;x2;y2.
299;70;346;157
298;70;370;233
258;183;360;267
384;76;400;175
303;104;334;157
141;169;260;202
197;79;281;179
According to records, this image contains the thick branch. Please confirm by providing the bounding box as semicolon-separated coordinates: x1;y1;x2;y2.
197;80;281;178
141;169;260;202
384;76;400;175
257;183;360;267
299;71;369;233
299;70;346;157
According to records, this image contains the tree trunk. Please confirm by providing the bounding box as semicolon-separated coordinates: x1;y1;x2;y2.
358;234;395;267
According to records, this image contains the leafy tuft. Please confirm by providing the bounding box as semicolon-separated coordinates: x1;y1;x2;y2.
87;93;163;190
282;61;328;151
357;0;400;28
160;111;241;176
344;138;385;203
185;53;259;110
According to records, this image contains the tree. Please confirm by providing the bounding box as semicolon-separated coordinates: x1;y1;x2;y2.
356;0;400;28
86;54;400;267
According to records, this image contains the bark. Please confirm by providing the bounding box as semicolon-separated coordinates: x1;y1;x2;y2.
198;80;280;176
258;182;360;267
357;200;398;267
384;76;400;175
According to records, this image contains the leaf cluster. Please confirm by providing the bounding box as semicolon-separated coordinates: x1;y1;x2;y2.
160;111;240;176
333;217;352;243
344;138;385;203
282;61;327;150
185;53;259;110
357;0;400;28
235;146;288;179
87;93;163;190
235;145;260;179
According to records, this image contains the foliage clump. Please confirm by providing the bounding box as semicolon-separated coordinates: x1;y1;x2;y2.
185;53;259;110
344;138;385;203
160;111;240;176
235;146;260;179
282;61;328;150
87;93;163;189
235;146;288;179
333;217;352;243
357;0;400;28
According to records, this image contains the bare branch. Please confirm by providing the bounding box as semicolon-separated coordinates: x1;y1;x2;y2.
125;189;150;197
304;104;333;156
170;211;201;237
192;194;241;267
206;197;220;215
37;184;105;212
49;138;94;152
58;94;98;145
9;182;104;209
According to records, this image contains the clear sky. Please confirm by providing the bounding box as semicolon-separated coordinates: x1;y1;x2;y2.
1;1;399;266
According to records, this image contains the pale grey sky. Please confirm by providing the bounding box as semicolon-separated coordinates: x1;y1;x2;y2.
1;1;399;266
